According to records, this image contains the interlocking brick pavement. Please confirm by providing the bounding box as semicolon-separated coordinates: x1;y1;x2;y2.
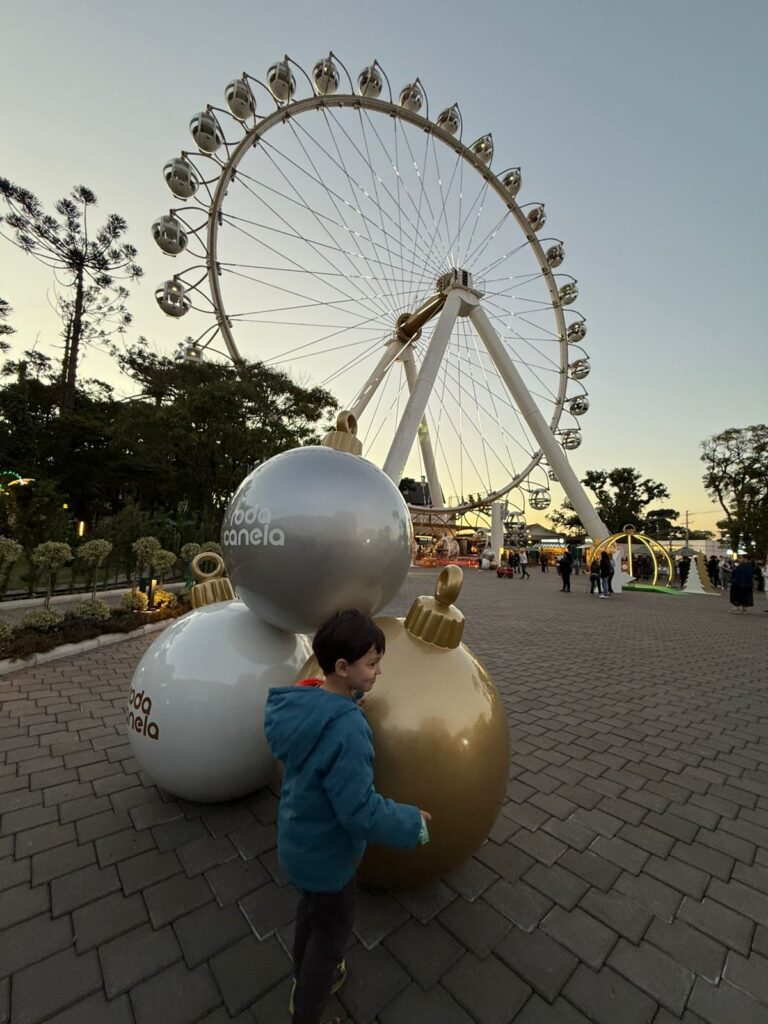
0;568;766;1023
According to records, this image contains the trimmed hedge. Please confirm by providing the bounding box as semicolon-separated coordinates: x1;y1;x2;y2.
3;604;188;661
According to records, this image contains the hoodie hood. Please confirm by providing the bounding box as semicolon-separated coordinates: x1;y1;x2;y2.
265;686;359;770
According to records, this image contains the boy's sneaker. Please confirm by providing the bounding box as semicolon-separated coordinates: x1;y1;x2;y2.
289;960;347;1014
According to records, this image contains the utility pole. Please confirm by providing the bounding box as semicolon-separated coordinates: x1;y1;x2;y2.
685;510;690;548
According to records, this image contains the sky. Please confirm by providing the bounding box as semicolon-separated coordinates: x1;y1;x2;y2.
1;0;766;535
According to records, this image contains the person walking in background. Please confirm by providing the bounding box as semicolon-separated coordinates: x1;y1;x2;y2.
729;556;754;614
589;556;601;595
559;550;573;592
519;549;530;579
707;555;720;588
599;551;612;598
721;558;732;589
751;558;764;594
679;555;691;587
540;553;547;572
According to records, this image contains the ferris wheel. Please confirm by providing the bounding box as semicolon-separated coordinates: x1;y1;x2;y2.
152;54;605;539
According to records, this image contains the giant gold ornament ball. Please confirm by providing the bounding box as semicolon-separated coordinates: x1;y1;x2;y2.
127;600;310;802
221;446;413;634
299;614;509;889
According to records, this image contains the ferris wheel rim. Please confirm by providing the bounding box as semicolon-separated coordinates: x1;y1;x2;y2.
204;92;568;406
159;62;590;516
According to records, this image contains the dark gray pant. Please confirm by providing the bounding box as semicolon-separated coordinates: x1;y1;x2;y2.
292;876;355;1023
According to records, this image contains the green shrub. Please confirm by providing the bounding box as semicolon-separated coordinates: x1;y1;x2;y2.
121;589;148;612
65;599;111;624
76;539;113;598
0;537;23;600
31;541;73;607
153;549;177;581
21;607;64;633
0;618;14;654
152;589;177;609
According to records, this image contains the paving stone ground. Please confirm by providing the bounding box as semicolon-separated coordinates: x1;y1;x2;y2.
1;568;766;1024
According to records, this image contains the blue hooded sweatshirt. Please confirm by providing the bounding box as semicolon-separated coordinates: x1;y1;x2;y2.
264;685;422;892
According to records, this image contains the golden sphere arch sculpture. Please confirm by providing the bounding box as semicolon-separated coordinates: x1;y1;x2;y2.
591;524;674;587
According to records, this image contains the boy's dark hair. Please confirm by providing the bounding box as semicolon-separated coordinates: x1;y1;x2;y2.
312;609;385;674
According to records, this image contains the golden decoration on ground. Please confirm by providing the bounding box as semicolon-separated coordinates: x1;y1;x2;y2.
590;526;674;587
301;566;509;888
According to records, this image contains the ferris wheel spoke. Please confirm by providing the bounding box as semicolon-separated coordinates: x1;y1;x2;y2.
395;120;453;283
223;264;389;322
456;179;493;268
462;209;516;271
458;319;520;477
458;321;495;489
318;333;392;388
222;213;425;300
253;309;393;366
221;261;418;285
431;363;462;505
434;355;537;473
440;343;540;464
293;111;447;288
442;175;489;272
442;333;544;448
484;273;554;301
222;214;389;321
230;165;430;295
482;299;562;342
422;133;465;281
459;307;564;384
287;116;400;314
475;238;535;279
428;364;499;499
230;166;391;318
354;106;415;312
483;270;546;288
319;110;410;311
358;109;453;275
480;316;563;391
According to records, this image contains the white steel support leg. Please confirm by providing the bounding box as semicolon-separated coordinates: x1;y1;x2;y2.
383;291;462;485
491;502;504;560
401;351;443;507
468;303;610;542
351;339;409;421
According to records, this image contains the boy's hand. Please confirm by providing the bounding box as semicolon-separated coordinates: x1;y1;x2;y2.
418;810;431;846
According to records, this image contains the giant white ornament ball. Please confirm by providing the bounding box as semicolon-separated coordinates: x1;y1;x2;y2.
221;446;413;633
127;600;310;802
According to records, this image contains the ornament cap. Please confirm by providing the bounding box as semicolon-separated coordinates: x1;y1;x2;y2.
404;565;465;649
191;552;235;608
322;411;363;455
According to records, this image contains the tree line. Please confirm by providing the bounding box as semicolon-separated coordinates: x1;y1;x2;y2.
0;345;336;589
548;429;767;559
0;178;338;592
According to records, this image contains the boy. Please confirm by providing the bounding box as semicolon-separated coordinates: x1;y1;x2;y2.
264;609;430;1024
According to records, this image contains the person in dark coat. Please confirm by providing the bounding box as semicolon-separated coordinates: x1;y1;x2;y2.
679;556;691;586
559;551;573;592
729;557;754;613
707;555;720;587
589;557;601;594
599;551;612;598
